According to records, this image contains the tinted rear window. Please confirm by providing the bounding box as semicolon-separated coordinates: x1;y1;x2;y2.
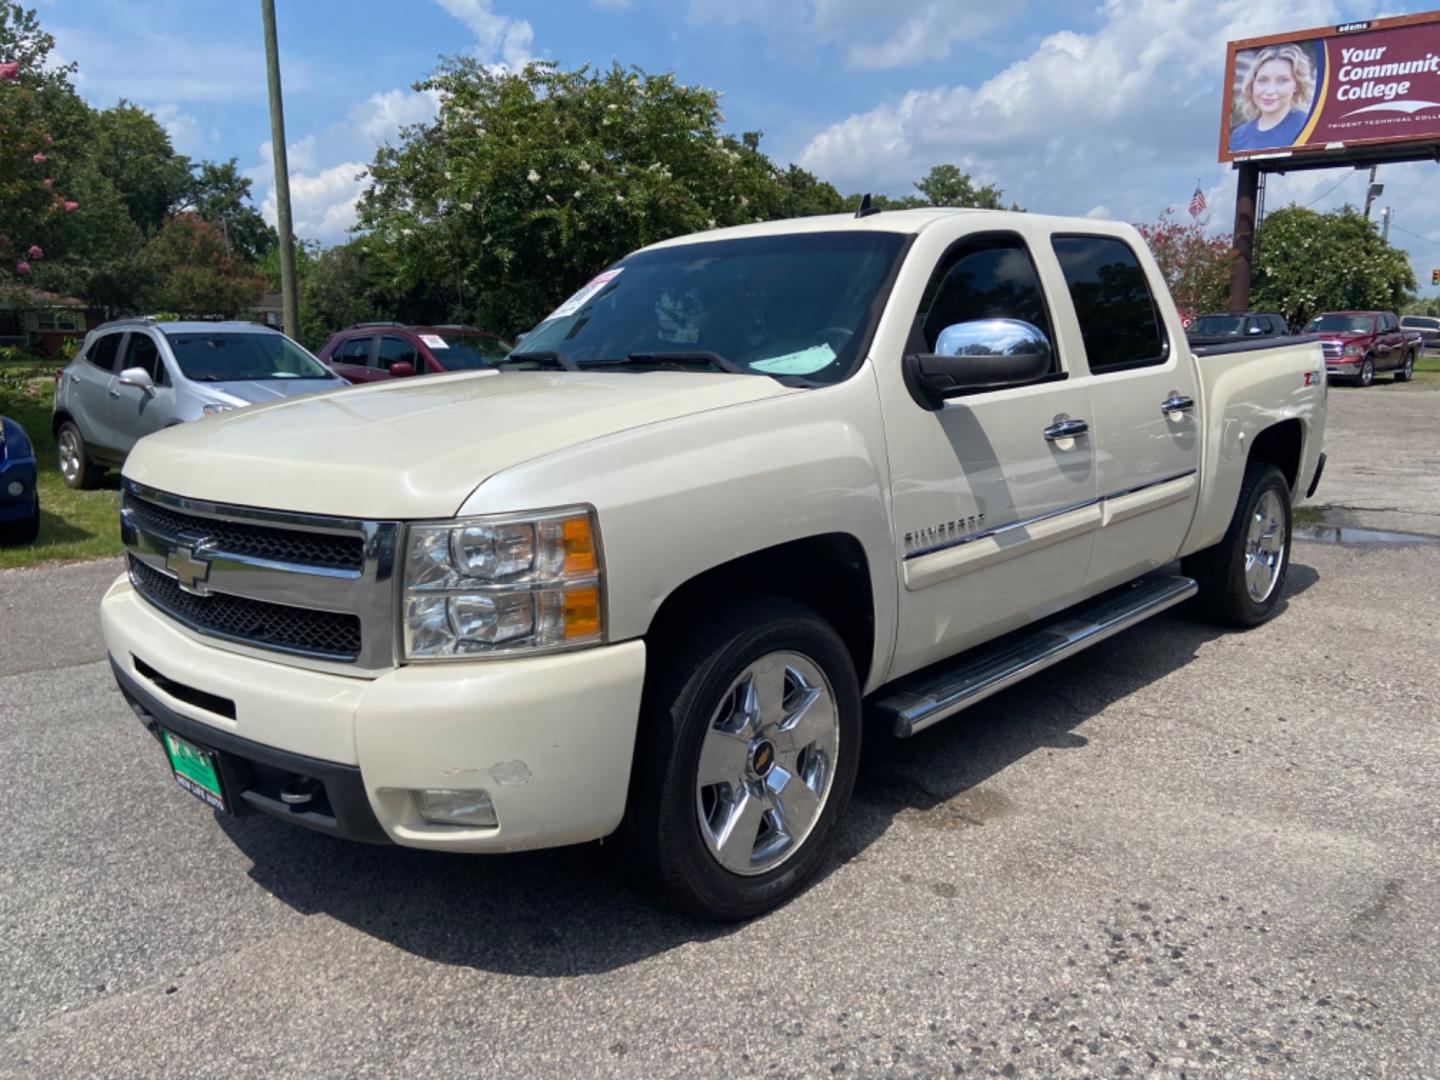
86;334;122;372
1052;235;1167;373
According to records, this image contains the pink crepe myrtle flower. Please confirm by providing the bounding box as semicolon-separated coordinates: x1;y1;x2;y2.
27;244;43;260
15;260;30;274
63;200;79;212
0;62;19;81
32;152;45;164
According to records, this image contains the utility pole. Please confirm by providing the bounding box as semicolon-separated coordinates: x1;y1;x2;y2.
261;0;300;340
1362;164;1383;219
1379;206;1392;242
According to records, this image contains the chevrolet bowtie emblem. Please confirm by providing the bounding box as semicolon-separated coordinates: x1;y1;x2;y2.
166;544;212;594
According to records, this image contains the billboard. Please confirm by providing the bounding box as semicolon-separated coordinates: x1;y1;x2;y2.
1220;12;1440;162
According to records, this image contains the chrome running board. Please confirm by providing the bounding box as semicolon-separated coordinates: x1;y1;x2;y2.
874;572;1198;738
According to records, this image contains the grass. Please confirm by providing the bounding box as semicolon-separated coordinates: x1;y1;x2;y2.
1411;351;1440;389
0;375;122;570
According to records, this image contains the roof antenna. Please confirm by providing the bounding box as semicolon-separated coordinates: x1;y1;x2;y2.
854;192;880;219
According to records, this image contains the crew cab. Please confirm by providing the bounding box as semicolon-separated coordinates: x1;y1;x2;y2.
1185;311;1289;346
1303;310;1422;386
101;210;1326;920
319;323;511;383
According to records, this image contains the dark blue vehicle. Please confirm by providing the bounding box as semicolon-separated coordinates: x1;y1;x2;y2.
0;415;41;545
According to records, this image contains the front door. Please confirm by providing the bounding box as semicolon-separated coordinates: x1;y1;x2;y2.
108;330;175;455
879;228;1097;679
1049;234;1201;591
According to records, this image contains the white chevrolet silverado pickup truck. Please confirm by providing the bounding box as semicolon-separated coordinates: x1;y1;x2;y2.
103;209;1327;919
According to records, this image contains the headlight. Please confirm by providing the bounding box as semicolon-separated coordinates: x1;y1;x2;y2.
401;506;603;659
202;402;236;416
1342;345;1363;357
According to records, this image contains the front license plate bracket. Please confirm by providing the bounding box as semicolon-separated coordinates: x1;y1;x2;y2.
161;729;228;813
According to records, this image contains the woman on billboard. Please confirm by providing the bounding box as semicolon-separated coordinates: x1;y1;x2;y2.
1228;43;1316;152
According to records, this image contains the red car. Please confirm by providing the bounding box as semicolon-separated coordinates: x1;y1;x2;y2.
1302;310;1423;387
318;323;512;383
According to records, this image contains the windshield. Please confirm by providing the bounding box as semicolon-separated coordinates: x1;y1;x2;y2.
165;332;333;382
431;333;512;371
1304;314;1374;334
1191;315;1243;336
512;231;908;385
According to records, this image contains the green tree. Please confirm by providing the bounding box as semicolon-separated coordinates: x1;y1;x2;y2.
296;238;402;350
148;213;264;317
843;165;1019;213
358;60;792;335
1252;205;1417;327
187;158;277;263
92;102;192;235
775;164;845;218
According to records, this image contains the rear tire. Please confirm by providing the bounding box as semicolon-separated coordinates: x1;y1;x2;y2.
1182;463;1291;628
56;421;98;490
624;597;862;921
1395;351;1414;383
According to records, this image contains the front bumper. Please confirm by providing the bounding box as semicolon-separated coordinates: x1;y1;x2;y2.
102;576;648;853
0;456;38;522
1325;360;1361;376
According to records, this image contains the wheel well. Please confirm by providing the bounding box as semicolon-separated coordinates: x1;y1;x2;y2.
644;534;876;687
1248;419;1303;493
52;410;73;436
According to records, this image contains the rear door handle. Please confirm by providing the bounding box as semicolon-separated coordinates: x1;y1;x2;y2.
1160;394;1194;415
1043;418;1089;441
108;388;121;398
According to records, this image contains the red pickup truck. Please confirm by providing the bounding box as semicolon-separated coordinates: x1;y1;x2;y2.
1302;310;1423;387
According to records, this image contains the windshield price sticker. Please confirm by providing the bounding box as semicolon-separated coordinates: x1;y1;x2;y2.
419;334;448;349
546;268;624;321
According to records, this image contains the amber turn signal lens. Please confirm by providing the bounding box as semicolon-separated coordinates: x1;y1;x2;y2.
564;586;601;639
563;516;597;575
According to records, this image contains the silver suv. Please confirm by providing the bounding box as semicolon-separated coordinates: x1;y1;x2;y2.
52;319;350;488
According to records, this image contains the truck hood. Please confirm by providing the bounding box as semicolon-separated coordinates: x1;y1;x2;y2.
123;370;796;518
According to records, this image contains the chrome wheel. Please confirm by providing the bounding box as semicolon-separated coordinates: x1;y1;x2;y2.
1403;355;1414;381
1244;489;1287;603
695;650;839;876
57;428;82;483
1359;358;1374;387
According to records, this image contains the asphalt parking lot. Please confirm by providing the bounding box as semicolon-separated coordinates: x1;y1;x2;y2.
2;384;1437;1078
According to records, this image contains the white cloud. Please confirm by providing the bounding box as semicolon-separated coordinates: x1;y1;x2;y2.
686;0;1017;69
351;88;442;145
798;1;1344;208
1085;205;1114;220
434;0;535;70
260;161;370;241
151;104;212;156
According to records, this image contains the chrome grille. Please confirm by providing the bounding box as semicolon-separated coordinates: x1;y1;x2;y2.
129;556;362;660
122;490;364;570
120;480;400;673
1322;342;1342;360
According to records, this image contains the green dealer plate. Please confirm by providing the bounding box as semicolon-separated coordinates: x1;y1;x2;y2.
161;730;227;813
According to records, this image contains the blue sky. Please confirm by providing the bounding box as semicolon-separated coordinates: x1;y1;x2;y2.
43;0;1440;296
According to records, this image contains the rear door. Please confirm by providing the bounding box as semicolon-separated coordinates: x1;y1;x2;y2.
69;331;125;454
330;335;379;382
109;331;176;454
1049;233;1201;592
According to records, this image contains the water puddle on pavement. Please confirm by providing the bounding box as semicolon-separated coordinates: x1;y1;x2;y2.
1293;507;1440;547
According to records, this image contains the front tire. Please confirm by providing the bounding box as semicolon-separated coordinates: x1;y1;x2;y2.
626;597;862;921
55;421;98;490
1183;463;1291;627
1358;356;1374;387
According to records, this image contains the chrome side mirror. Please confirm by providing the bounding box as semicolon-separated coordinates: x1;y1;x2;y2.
117;366;156;396
904;319;1054;409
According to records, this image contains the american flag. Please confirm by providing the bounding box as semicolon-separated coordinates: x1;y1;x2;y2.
1188;183;1207;219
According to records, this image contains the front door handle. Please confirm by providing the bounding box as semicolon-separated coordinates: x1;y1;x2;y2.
1043;418;1089;441
1160;394;1194;415
108;388;121;398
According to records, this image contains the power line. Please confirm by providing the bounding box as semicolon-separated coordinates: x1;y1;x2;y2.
1388;222;1440;250
1299;170;1355;209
